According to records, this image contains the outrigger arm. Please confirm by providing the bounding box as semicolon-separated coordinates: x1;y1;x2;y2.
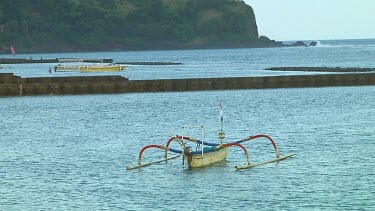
232;134;293;170
126;144;182;170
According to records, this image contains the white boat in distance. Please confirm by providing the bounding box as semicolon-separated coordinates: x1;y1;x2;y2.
54;63;127;72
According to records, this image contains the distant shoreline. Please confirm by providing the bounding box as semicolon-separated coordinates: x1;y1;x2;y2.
2;38;374;55
0;40;314;55
0;43;286;55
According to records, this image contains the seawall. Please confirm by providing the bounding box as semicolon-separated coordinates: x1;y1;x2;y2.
0;58;113;64
1;73;375;96
266;67;375;72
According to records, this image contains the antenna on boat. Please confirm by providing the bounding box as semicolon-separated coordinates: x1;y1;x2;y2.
218;101;225;144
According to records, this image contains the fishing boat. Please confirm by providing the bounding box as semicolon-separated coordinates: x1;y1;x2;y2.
54;64;80;72
54;64;127;72
79;64;126;72
127;102;293;171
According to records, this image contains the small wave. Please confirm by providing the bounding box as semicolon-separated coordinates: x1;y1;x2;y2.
310;41;336;48
313;41;322;46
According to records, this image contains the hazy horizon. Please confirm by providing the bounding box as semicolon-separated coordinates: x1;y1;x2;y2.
245;0;375;41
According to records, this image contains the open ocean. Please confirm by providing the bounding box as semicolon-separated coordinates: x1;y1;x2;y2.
1;39;375;210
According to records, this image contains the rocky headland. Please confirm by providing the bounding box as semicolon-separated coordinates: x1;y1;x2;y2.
0;0;304;53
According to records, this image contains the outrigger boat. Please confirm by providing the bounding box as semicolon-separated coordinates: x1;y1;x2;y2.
54;64;80;72
79;64;126;72
127;102;293;171
54;64;127;72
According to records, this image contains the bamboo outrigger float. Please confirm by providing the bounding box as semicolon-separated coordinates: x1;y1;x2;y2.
127;102;293;171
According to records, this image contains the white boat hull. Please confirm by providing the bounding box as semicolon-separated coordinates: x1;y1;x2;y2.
55;65;80;72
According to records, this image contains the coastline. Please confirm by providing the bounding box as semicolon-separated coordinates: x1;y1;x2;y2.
2;38;374;55
0;40;292;55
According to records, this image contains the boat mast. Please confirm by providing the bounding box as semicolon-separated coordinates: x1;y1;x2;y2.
218;101;225;144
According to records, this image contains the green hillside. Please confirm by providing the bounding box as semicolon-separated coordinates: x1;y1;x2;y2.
0;0;281;53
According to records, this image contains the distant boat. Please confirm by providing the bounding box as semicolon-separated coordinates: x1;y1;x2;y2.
54;64;127;72
54;64;80;72
79;64;126;72
0;64;3;68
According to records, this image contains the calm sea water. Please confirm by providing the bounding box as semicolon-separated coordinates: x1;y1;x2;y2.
1;39;375;210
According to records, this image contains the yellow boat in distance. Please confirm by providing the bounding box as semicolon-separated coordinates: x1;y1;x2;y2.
79;64;126;72
0;64;3;68
54;64;127;72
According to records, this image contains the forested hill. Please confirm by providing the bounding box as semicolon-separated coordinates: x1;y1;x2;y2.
0;0;282;53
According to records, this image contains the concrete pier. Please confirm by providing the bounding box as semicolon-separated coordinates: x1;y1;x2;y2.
115;62;182;65
0;58;113;64
1;73;375;96
0;58;179;65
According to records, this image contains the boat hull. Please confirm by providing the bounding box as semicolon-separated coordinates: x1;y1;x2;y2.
55;65;126;72
55;65;80;72
79;65;126;72
185;147;229;169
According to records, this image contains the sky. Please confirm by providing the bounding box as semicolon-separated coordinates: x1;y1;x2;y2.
244;0;375;41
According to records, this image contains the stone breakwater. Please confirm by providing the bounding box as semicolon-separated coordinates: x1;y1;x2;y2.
1;73;375;96
0;58;180;65
266;67;375;72
0;58;113;64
